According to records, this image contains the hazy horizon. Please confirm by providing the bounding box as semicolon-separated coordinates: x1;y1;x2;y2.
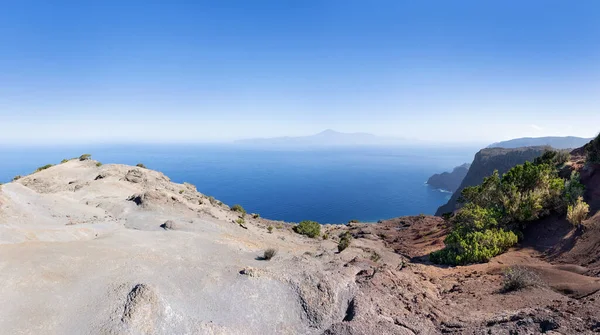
2;1;599;145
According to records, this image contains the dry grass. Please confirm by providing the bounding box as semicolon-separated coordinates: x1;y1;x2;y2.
501;266;542;293
263;248;277;261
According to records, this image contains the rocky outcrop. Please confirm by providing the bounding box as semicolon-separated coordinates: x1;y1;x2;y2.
435;146;548;216
427;163;470;192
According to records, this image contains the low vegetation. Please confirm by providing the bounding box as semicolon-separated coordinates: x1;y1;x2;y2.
338;232;352;252
96;162;102;167
567;197;590;229
79;154;91;161
293;220;320;238
585;133;600;164
432;150;581;265
60;158;69;164
231;204;246;215
348;219;359;224
501;266;541;293
208;196;217;205
267;226;273;233
12;175;22;181
262;248;277;260
252;213;260;219
179;190;184;194
35;164;54;172
136;163;147;168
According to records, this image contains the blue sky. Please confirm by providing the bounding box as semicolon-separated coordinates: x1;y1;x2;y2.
1;0;599;145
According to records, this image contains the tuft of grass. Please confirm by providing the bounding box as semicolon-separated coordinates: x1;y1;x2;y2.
179;190;184;194
136;163;146;168
348;219;359;224
79;154;91;161
322;233;329;240
35;164;54;173
96;162;102;167
263;248;277;260
252;213;260;219
293;220;321;238
338;232;352;252
12;175;22;181
501;266;541;293
567;197;590;229
231;204;246;215
208;196;217;205
60;158;69;164
370;252;381;262
267;226;273;233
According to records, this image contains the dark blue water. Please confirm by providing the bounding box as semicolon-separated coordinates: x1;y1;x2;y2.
0;145;475;224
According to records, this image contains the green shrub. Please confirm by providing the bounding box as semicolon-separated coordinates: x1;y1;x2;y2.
136;163;146;168
501;266;541;292
35;164;54;172
231;204;246;215
263;248;277;260
348;219;359;224
567;197;589;228
12;175;22;181
322;233;329;240
267;226;273;233
293;220;321;238
586;133;600;164
96;162;102;167
60;158;69;164
79;154;91;161
338;232;352;252
252;213;260;219
208;196;217;205
430;228;518;265
179;190;184;194
564;171;585;205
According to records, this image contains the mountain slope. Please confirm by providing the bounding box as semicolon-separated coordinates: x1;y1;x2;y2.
488;136;591;149
426;163;470;192
435;146;549;215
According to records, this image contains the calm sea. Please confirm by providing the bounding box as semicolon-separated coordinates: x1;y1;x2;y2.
0;145;476;224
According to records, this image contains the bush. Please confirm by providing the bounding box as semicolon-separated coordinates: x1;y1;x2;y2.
136;163;146;168
12;175;22;181
567;197;589;228
96;162;102;167
348;219;359;224
208;196;217;205
60;158;69;164
263;248;277;260
430;228;518;265
501;266;541;292
35;164;54;172
370;252;381;262
564;171;585;205
322;233;329;240
293;220;321;238
267;226;273;233
231;204;246;215
338;232;352;252
586;133;600;164
252;213;260;219
179;190;184;194
79;154;91;161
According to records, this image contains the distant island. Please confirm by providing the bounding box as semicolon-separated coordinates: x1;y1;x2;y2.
235;129;408;147
488;136;592;149
426;163;470;193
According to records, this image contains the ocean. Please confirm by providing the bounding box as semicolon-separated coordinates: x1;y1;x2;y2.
0;144;476;224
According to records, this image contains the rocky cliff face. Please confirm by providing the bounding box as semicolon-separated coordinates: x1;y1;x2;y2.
435;146;549;216
427;163;470;192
